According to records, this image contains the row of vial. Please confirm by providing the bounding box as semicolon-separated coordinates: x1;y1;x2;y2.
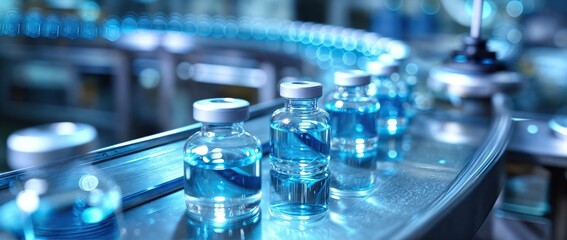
183;60;408;223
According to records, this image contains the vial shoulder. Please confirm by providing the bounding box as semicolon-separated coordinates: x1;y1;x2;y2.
184;130;262;150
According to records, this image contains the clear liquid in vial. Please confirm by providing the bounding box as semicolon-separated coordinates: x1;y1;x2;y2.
269;121;330;221
325;106;378;151
184;149;262;223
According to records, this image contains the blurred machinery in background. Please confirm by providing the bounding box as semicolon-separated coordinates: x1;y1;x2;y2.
0;1;566;238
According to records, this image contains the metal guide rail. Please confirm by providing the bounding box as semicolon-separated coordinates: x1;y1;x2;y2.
0;95;511;239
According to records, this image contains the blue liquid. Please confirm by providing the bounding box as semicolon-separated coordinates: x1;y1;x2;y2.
0;189;121;239
269;121;330;174
269;121;330;220
330;150;377;197
376;96;408;136
31;210;120;239
184;149;262;222
324;105;378;151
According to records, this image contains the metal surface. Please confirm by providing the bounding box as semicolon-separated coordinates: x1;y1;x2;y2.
428;67;523;98
507;113;567;168
0;96;511;239
506;110;567;240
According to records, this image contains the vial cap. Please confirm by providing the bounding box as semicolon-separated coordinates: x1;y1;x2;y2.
334;70;371;86
366;61;399;76
280;81;323;99
193;98;250;123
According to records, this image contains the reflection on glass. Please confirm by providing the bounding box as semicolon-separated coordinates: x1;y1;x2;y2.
376;134;411;176
0;163;122;239
330;149;377;198
185;210;261;240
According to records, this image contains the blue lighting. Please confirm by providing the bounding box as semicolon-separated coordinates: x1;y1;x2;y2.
43;15;61;39
81;21;97;39
342;52;357;66
252;21;267;40
183;18;197;35
3;10;22;37
62;16;80;39
102;17;120;41
152;14;167;31
211;20;227;39
23;10;41;38
137;14;152;30
237;19;252;40
197;19;212;37
121;15;137;34
167;15;183;32
225;20;239;38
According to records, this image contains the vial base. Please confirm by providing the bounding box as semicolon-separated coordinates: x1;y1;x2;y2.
329;150;377;198
269;170;330;221
184;161;262;224
185;194;261;225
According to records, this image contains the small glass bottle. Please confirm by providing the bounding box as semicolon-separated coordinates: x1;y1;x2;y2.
324;70;380;197
324;70;380;151
269;81;330;221
367;60;409;136
183;98;262;224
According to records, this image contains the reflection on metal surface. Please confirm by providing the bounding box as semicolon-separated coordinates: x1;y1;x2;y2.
184;211;261;239
267;217;329;239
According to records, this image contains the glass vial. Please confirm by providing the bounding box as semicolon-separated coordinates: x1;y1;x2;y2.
183;98;262;224
367;60;409;136
269;81;330;221
324;70;380;197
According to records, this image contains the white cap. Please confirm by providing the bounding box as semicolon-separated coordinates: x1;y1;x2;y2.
280;81;323;98
366;61;399;76
7;122;98;169
334;70;371;86
193;98;250;123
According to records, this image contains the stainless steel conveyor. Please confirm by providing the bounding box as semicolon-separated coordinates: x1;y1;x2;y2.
0;94;511;239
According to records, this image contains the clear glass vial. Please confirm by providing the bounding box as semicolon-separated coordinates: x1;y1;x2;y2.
367;60;409;136
269;81;331;221
324;70;380;152
0;162;122;239
183;98;262;224
324;70;380;197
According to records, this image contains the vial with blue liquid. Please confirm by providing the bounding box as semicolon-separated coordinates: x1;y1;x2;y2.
183;98;262;224
324;70;380;197
367;60;409;136
324;70;380;151
269;81;330;221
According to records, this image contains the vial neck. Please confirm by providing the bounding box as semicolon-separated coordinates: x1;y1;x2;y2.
337;86;367;96
201;122;244;136
285;98;318;111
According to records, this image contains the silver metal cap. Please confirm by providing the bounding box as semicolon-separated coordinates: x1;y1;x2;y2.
193;98;250;123
334;70;371;86
280;81;323;98
366;61;399;76
7;122;98;169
